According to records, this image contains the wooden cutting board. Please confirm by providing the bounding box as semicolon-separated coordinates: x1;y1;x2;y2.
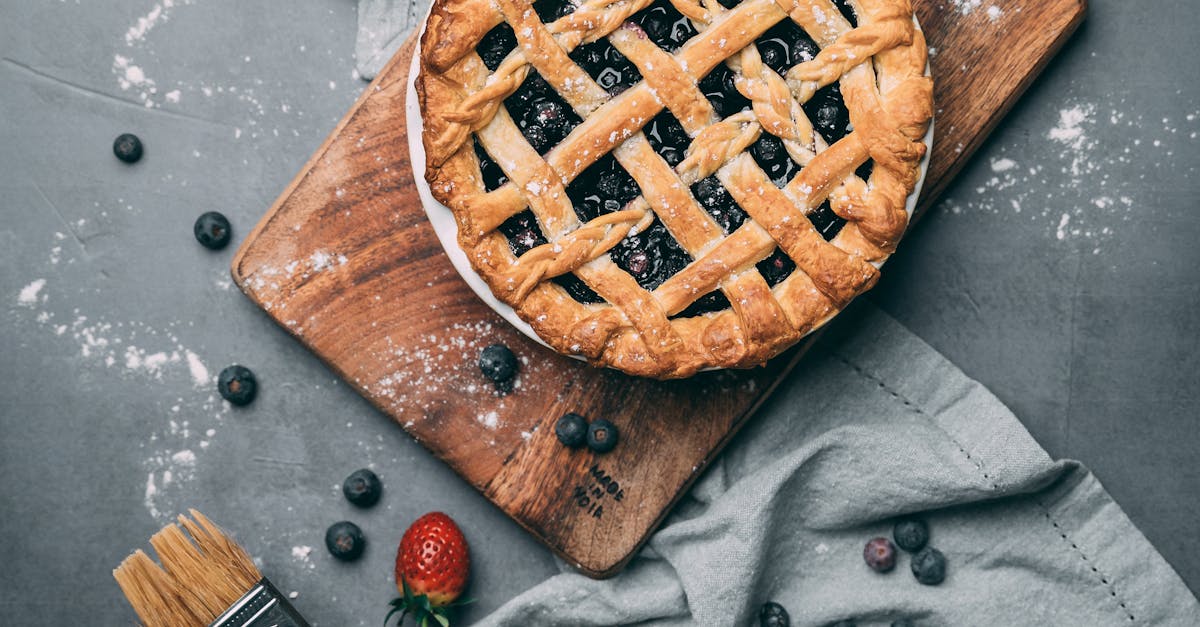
232;0;1085;577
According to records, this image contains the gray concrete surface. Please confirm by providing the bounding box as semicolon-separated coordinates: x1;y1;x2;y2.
0;0;1196;624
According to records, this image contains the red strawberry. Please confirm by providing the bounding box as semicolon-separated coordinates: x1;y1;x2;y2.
385;512;471;626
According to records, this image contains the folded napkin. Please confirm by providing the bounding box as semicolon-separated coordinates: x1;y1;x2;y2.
354;5;1200;624
467;303;1199;625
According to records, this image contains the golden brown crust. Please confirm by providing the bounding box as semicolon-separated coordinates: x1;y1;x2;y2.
417;0;933;378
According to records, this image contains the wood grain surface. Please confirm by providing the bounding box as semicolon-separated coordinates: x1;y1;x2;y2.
231;0;1085;577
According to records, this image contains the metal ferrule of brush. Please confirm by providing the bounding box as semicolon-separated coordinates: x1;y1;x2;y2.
210;577;310;627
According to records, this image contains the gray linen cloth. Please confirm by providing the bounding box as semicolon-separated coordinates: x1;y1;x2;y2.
354;8;1200;625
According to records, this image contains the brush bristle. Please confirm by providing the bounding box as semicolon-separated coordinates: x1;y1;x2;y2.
114;510;263;627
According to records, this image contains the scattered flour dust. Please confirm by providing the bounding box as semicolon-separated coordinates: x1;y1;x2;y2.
291;545;316;570
1056;213;1072;241
1049;104;1095;151
990;158;1017;173
477;411;500;430
949;0;982;15
10;276;227;523
948;0;1004;20
942;98;1198;254
107;0;344;140
124;0;190;45
17;279;46;306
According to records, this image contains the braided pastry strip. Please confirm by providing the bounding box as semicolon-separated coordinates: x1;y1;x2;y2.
417;0;931;377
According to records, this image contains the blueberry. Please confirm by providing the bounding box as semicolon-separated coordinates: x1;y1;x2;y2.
504;71;581;150
804;84;850;144
597;170;624;200
523;124;550;153
699;65;749;118
573;43;604;70
534;100;562;125
324;521;365;561
479;344;519;390
758;601;790;627
624;250;650;276
533;101;571;143
567;155;642;223
891;620;916;627
645;112;689;166
756;248;795;286
571;41;641;95
757;39;789;75
632;0;697;52
756;20;820;74
217;365;257;406
863;537;896;573
750;134;800;185
112;133;144;163
586;418;619;453
555;412;588;448
911;547;947;585
893;518;929;553
477;24;517;71
193;211;232;250
789;35;820;66
611;220;690;290
692;177;746;232
498;210;547;256
342;468;382;508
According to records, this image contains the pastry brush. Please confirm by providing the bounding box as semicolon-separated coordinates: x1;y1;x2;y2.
114;509;311;627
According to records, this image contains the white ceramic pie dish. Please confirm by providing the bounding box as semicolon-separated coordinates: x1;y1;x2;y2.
406;21;933;360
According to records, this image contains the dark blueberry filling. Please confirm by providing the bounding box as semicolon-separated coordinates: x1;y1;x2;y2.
644;111;690;167
750;134;802;186
474;138;508;191
555;273;604;303
532;0;575;23
804;83;851;144
570;40;642;96
699;64;751;119
630;0;698;53
691;176;747;233
673;290;732;318
566;154;642;221
504;71;582;154
472;8;858;311
757;247;796;286
498;208;603;303
498;209;548;257
855;159;874;181
809;200;847;240
755;19;821;76
610;218;691;292
832;0;858;27
477;23;517;71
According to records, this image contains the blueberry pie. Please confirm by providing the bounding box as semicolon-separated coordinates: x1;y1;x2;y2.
417;0;933;378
